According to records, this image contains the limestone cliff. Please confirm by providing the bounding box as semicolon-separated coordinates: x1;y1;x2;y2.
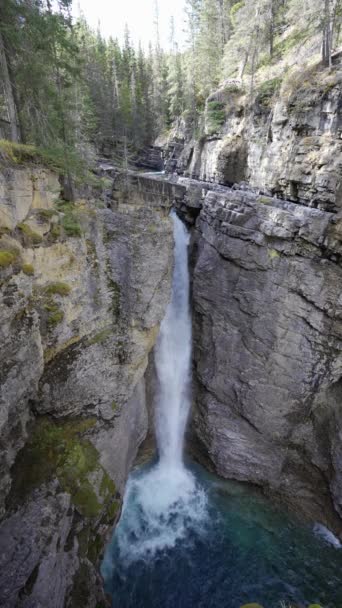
176;184;342;535
163;60;342;533
166;63;342;213
0;165;174;607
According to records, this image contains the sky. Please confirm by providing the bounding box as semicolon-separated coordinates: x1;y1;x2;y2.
72;0;187;49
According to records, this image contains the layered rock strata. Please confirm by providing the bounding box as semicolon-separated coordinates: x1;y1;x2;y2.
0;167;174;607
186;186;342;533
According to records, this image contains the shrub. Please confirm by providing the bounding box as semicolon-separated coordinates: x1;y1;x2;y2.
22;263;34;275
256;77;282;107
0;250;16;268
207;100;226;134
56;201;82;237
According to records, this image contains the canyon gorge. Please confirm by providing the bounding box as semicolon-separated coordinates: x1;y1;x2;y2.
0;62;342;607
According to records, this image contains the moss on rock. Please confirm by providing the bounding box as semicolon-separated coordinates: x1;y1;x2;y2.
8;417;118;521
0;250;17;268
17;222;43;245
87;328;112;346
22;263;34;275
44;281;71;296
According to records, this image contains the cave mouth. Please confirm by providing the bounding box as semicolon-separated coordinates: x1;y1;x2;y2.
102;459;342;608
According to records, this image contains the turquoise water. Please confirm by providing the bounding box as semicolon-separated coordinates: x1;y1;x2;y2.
102;461;342;608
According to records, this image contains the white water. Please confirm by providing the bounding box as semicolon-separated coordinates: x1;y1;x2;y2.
313;523;342;549
107;211;207;565
155;211;192;468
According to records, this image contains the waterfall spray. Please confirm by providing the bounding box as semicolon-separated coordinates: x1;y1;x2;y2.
102;212;207;566
155;211;192;469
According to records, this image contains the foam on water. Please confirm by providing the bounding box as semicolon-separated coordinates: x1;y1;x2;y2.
313;523;342;548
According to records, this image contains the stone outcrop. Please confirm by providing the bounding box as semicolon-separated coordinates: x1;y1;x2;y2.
185;186;342;533
166;66;342;213
0;166;174;607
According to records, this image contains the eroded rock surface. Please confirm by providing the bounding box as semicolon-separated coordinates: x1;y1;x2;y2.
0;167;173;607
166;68;342;213
188;187;342;532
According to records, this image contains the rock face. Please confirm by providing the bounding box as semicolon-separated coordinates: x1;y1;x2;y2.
187;186;342;532
164;66;342;527
167;68;342;213
0;166;174;607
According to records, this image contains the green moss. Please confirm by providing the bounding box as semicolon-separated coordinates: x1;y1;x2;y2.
258;196;272;205
9;417;105;519
105;262;121;320
47;309;64;325
86;239;96;257
239;604;264;608
0;250;16;268
100;471;116;497
17;222;43;245
87;533;104;563
44;282;71;296
111;400;117;411
37;209;57;221
50;223;61;239
87;328;112;346
106;500;119;520
73;481;101;518
268;248;280;259
22;263;34;275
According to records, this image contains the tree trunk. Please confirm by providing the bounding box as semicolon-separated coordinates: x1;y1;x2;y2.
322;0;332;67
0;30;20;142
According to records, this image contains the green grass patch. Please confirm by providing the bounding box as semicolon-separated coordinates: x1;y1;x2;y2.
44;282;71;296
9;417;117;521
0;139;87;179
0;140;41;165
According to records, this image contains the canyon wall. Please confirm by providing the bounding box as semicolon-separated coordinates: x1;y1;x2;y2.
165;63;342;533
0;167;174;607
166;65;342;213
187;188;342;533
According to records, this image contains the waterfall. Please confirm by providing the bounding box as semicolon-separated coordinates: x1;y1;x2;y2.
102;211;207;568
155;210;192;469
